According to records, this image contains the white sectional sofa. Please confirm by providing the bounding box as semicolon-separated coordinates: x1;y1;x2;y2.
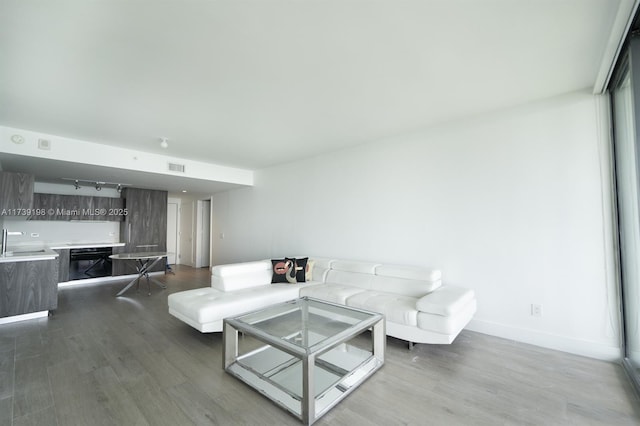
168;257;476;345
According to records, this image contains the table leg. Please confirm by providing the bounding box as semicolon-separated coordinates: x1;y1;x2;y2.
223;321;238;370
116;256;167;297
372;319;386;364
116;275;141;297
139;257;167;292
302;354;316;425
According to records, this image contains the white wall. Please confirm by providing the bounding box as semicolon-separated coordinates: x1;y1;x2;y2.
211;91;620;360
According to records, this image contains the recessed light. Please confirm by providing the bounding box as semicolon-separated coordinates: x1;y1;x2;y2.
182;190;187;193
10;134;24;144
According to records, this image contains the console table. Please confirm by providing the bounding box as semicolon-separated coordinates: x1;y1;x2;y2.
109;251;170;296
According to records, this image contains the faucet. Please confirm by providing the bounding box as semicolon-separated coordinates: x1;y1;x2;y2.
1;229;25;256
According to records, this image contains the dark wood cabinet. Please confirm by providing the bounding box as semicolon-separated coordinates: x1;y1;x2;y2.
54;249;70;282
29;193;124;221
0;259;58;317
30;193;69;220
0;172;34;213
113;188;167;275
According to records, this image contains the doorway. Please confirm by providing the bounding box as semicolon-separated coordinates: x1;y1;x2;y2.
167;200;179;265
195;199;211;268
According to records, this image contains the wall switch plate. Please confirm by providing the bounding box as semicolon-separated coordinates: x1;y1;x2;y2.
531;304;543;317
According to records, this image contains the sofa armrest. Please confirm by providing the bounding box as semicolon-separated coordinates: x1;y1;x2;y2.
416;286;475;316
211;260;273;291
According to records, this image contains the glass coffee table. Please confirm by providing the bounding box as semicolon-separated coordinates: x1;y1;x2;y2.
223;297;385;425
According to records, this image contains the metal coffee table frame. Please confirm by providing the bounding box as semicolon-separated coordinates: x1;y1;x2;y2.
223;297;385;425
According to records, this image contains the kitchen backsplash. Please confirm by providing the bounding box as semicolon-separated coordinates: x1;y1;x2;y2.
3;216;120;246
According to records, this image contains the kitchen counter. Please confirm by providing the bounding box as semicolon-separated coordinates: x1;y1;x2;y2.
49;242;125;249
0;242;125;263
0;252;59;321
0;248;59;263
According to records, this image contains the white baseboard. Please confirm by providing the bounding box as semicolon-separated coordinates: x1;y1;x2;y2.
467;318;622;362
0;310;48;325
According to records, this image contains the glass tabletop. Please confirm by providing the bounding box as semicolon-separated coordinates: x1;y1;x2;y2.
109;251;170;260
229;297;382;353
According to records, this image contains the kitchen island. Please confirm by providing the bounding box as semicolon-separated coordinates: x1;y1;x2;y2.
0;248;59;324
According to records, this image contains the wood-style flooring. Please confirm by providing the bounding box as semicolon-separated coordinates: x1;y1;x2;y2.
0;265;639;425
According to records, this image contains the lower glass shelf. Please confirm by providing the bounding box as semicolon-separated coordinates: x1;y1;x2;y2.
229;341;381;420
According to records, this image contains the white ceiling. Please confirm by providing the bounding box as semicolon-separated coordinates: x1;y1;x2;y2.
0;0;626;188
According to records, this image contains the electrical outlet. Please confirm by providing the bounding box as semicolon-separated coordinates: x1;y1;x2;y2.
37;138;51;150
531;304;543;317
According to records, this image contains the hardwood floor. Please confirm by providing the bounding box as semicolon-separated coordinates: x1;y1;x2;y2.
0;265;639;425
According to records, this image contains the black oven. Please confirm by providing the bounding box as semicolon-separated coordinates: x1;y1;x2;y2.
69;247;113;280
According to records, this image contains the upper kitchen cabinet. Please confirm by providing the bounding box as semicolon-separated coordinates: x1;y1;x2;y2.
113;188;167;275
29;193;124;221
0;172;34;212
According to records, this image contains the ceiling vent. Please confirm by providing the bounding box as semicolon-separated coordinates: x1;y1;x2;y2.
168;162;186;173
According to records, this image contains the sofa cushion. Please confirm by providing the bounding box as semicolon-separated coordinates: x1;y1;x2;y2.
370;275;441;297
169;284;303;324
375;264;441;282
305;259;315;281
295;257;308;282
325;269;373;290
346;291;419;326
416;286;475;316
300;283;366;304
310;258;335;282
331;260;380;274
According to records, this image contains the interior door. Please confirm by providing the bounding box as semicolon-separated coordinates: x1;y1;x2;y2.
167;202;179;265
195;199;211;268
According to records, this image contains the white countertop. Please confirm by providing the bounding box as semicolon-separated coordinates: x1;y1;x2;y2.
0;248;59;263
49;242;126;249
109;251;170;260
0;242;125;263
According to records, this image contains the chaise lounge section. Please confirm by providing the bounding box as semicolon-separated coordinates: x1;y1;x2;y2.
168;257;476;345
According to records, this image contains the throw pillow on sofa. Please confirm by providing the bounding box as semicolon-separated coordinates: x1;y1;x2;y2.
271;258;297;283
305;259;315;282
295;257;308;282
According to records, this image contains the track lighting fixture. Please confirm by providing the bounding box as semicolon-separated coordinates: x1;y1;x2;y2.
62;178;129;192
